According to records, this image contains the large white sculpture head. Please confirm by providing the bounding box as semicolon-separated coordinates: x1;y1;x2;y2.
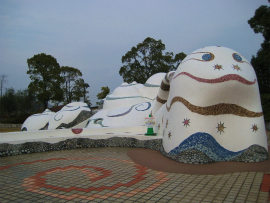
154;46;268;163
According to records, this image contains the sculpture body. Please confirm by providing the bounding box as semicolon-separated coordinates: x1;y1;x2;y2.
86;73;165;128
152;46;268;163
21;109;55;131
21;102;92;131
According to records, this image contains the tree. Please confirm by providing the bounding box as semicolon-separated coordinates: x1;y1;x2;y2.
250;42;270;94
72;78;91;105
0;87;36;117
60;66;82;103
248;5;270;94
248;5;270;42
0;74;8;98
1;87;17;116
27;53;64;110
119;37;186;84
15;88;36;114
97;86;110;100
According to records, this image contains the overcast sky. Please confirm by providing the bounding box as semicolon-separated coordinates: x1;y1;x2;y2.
0;0;268;106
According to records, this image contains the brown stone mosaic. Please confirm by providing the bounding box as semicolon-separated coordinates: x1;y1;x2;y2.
156;96;167;104
160;81;170;91
166;96;263;117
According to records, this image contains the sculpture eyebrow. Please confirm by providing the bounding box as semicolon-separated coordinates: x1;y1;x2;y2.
180;52;215;64
232;53;252;66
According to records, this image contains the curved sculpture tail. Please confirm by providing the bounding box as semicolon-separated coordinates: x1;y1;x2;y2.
151;71;175;117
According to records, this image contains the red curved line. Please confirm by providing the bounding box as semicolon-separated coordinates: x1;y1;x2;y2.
173;72;256;85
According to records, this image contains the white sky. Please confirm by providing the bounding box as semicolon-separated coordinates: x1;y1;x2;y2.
0;0;268;105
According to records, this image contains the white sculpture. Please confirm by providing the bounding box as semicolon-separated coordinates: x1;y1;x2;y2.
21;102;92;131
21;109;55;131
152;46;268;163
86;73;166;128
47;102;92;130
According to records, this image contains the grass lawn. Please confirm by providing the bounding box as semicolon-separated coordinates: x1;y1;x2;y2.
0;127;21;133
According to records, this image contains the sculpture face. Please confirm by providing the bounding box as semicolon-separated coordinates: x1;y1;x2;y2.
155;46;268;163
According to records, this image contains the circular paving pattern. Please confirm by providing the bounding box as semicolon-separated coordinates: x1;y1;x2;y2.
0;148;269;202
2;157;169;201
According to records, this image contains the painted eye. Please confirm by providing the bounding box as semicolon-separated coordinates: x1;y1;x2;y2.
202;53;214;61
233;53;242;62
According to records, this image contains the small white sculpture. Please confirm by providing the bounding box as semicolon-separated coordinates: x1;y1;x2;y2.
21;102;92;131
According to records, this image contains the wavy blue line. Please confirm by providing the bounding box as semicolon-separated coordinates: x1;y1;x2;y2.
135;102;151;111
54;114;63;121
144;83;160;87
54;107;81;121
107;105;134;117
107;102;151;117
31;113;52;117
169;132;246;161
62;106;80;111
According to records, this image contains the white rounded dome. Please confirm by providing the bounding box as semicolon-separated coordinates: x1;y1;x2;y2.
145;73;166;86
112;85;140;97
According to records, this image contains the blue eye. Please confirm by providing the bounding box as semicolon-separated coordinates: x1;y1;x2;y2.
202;54;212;61
233;53;242;62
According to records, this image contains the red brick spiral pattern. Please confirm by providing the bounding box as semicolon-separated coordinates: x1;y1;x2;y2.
0;157;170;201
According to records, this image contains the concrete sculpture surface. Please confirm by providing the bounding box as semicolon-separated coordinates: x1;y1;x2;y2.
21;102;92;131
86;73;166;128
21;109;55;131
15;46;268;164
152;46;269;163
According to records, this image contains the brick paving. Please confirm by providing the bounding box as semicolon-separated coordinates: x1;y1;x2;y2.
0;147;269;203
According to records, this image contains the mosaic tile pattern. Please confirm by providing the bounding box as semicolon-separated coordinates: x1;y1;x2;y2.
161;146;215;164
0;147;268;202
156;96;167;104
0;133;268;164
173;72;257;85
166;96;263;117
160;81;170;91
143;83;160;87
86;118;108;127
181;51;215;64
106;95;154;101
164;132;269;163
107;102;151;118
0;137;162;157
232;53;252;66
56;110;93;129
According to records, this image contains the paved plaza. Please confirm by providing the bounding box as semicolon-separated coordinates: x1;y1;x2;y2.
0;147;269;203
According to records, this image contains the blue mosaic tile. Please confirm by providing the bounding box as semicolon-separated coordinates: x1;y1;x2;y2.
168;132;267;162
